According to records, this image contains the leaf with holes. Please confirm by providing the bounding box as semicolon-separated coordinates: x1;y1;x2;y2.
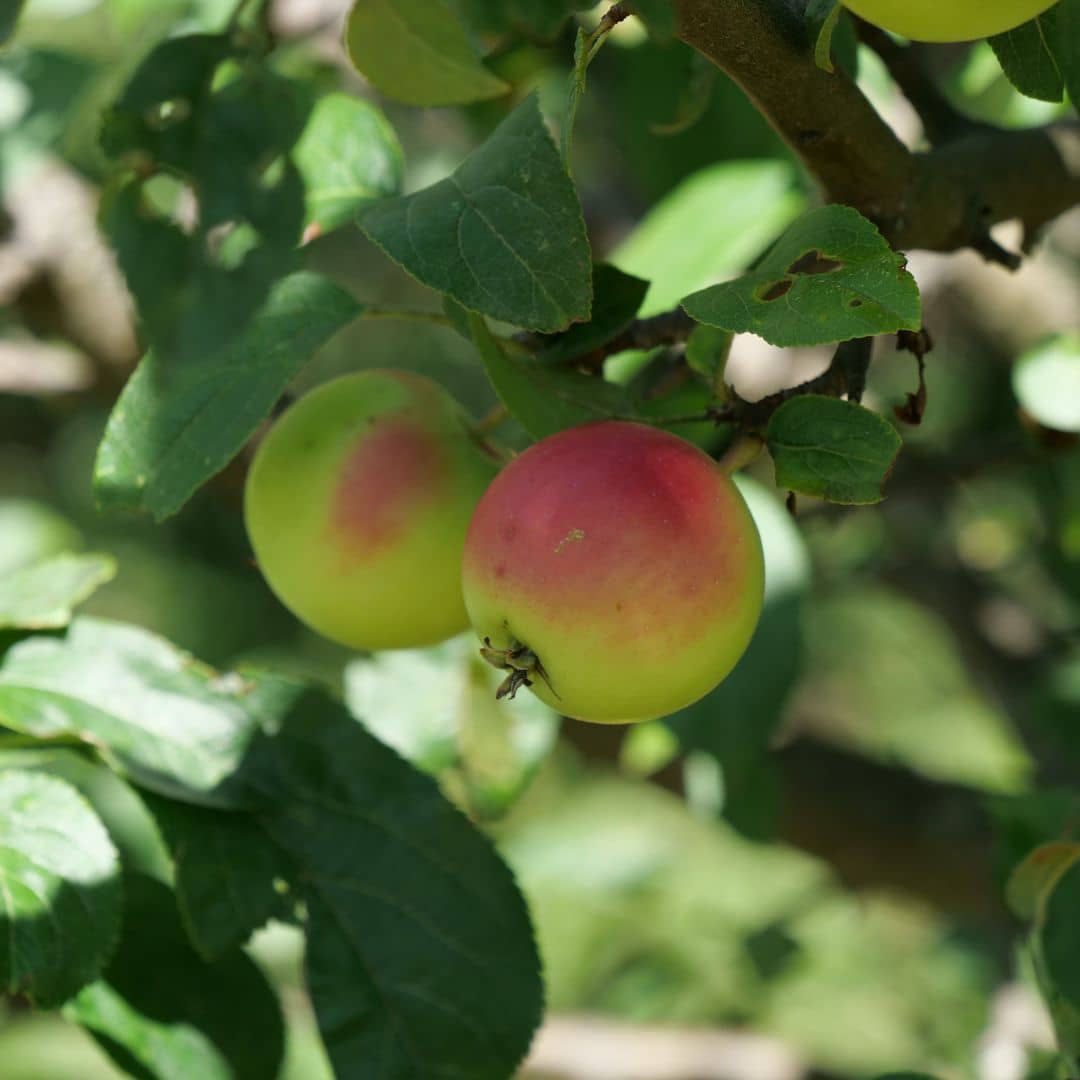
0;770;121;1007
293;92;405;233
359;94;592;333
766;395;902;505
94;271;361;520
471;313;637;438
345;0;509;106
0;553;116;630
682;205;922;348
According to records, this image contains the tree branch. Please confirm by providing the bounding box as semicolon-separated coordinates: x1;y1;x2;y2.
671;0;1080;261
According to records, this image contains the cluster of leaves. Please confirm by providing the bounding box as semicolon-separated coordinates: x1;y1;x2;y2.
1;0;1078;1078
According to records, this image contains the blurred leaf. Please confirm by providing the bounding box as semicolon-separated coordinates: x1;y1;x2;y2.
612;160;805;315
767;395;902;505
359;94;592;333
799;586;1033;793
991;1;1080;104
0;500;82;577
1013;332;1080;433
345;635;559;819
1006;842;1080;920
293;92;404;233
0;1;25;45
650;52;716;136
470;313;637;438
0;770;121;1007
534;264;649;363
665;477;810;836
142;795;295;959
0;618;261;803
94;271;361;521
806;0;843;73
344;0;509;106
65;874;284;1080
0;553;116;630
682;206;922;347
1043;859;1080;1010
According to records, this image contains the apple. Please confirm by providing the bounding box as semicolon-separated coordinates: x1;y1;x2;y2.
244;370;499;649
462;421;765;724
843;0;1057;42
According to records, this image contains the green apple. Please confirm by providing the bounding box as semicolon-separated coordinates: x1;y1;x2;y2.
462;421;765;724
844;0;1057;42
245;370;499;649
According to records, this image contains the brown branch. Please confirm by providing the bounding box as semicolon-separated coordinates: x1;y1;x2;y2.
672;0;1080;262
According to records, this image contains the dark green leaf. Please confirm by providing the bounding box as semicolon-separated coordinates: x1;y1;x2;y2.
991;1;1080;104
682;205;922;347
0;619;261;803
0;0;25;45
0;553;116;630
66;874;284;1080
766;395;902;505
1043;858;1080;1009
344;0;510;106
143;795;295;959
471;313;637;438
684;324;732;390
238;681;544;1080
452;0;592;40
535;264;649;363
293;92;405;232
631;0;676;39
359;94;593;333
0;770;121;1007
94;271;361;520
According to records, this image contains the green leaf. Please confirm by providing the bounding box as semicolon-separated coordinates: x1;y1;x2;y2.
143;795;295;959
683;206;922;347
611;161;805;315
991;1;1080;104
94;271;361;520
66;874;284;1080
293;92;405;233
0;619;260;803
0;553;115;630
684;324;733;391
766;395;902;505
534;264;649;363
344;0;510;106
0;621;545;1080
665;477;811;837
470;313;637;438
806;0;843;73
452;0;592;41
345;635;560;820
1013;333;1080;433
359;93;593;333
1043;859;1080;1010
0;770;121;1007
801;587;1033;793
631;0;676;39
0;0;25;45
0;500;81;578
241;682;544;1080
1006;842;1080;921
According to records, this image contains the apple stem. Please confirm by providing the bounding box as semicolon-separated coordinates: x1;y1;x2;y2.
716;434;764;475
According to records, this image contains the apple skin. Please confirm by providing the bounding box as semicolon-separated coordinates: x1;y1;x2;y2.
244;370;499;650
843;0;1057;42
461;421;765;724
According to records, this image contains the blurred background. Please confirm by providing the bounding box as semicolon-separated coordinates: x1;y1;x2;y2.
1;0;1078;1077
